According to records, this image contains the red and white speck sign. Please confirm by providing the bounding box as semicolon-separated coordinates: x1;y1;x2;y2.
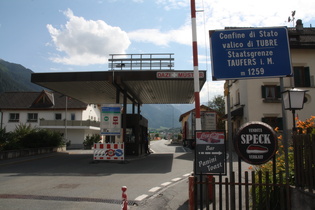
156;72;204;79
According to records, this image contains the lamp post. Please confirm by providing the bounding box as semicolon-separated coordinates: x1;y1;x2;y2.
282;88;308;133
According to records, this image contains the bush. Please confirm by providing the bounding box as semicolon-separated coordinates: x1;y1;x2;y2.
83;134;101;149
0;124;65;150
22;129;65;148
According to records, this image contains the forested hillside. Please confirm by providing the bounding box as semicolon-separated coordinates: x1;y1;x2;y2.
0;59;42;93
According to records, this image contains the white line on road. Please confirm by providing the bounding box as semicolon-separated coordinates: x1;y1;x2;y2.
149;187;161;192
183;173;192;177
172;177;182;182
134;194;148;201
161;182;172;186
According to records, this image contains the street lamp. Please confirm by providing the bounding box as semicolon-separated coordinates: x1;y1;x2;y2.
282;88;308;132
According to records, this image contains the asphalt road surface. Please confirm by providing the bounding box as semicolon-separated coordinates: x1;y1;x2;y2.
0;139;194;209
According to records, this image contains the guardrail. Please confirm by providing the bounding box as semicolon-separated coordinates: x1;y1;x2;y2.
108;53;174;71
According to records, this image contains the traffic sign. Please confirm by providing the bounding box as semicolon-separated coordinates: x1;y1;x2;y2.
194;130;226;175
210;27;292;80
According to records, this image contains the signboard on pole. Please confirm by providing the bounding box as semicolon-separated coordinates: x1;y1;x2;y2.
234;121;278;165
210;27;292;80
93;143;124;160
156;71;205;79
195;130;226;175
101;104;121;135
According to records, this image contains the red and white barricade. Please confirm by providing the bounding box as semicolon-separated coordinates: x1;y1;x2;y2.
93;143;124;160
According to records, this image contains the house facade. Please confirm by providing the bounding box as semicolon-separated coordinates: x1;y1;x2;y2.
0;90;101;149
226;21;315;135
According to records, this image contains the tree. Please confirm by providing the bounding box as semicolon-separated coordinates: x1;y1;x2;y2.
207;95;225;129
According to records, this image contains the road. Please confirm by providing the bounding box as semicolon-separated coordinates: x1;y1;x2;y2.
0;139;193;209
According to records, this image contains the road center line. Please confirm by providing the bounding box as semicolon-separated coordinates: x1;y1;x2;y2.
149;187;161;192
172;178;182;182
161;182;172;186
134;194;148;201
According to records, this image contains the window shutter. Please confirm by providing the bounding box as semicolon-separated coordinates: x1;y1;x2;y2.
294;67;301;87
261;86;266;98
305;67;311;87
276;86;281;98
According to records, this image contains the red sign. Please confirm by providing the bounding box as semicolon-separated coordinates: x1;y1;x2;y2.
156;72;204;79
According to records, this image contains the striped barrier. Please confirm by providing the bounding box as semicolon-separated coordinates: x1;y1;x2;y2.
93;143;124;160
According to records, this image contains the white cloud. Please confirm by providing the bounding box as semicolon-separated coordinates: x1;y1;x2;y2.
156;0;189;10
130;0;315;48
128;24;191;47
200;80;225;104
47;9;131;65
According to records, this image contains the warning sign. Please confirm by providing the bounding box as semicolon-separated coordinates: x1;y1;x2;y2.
93;143;124;160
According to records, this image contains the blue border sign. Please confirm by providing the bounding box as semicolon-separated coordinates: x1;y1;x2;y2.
210;27;292;80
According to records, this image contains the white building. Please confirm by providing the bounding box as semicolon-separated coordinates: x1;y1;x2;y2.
0;90;101;149
226;22;315;135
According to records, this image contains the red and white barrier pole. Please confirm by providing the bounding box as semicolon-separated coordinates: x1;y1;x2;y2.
190;0;201;130
121;186;128;210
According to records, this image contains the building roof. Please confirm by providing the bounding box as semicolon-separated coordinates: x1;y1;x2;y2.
179;105;216;122
31;70;207;105
0;90;88;110
288;26;315;49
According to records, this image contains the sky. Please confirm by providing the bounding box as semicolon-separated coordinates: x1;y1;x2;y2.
1;0;315;104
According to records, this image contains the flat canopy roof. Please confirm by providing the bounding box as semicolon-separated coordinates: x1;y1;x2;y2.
31;70;207;105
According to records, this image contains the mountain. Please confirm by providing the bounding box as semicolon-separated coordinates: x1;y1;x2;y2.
0;59;195;129
0;59;42;93
141;104;181;129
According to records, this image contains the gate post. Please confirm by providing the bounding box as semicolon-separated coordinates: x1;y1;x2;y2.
207;175;214;202
189;175;195;210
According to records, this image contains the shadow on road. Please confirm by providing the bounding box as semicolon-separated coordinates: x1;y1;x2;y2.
0;152;174;176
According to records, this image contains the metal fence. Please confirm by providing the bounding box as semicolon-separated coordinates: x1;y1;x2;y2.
193;170;290;210
293;134;315;193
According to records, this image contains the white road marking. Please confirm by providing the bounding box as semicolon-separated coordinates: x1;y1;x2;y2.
149;187;161;192
172;177;182;182
183;173;192;177
134;194;148;201
161;182;172;186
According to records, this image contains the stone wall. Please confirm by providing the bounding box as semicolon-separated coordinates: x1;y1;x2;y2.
0;146;66;160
